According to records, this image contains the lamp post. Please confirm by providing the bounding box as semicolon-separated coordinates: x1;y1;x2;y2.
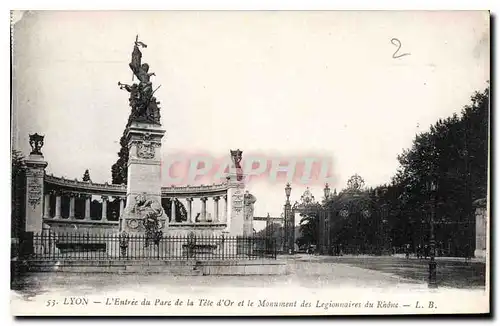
323;183;331;201
427;179;438;288
284;183;293;254
320;183;331;254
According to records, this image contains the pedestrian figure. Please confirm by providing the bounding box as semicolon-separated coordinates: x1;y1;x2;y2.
416;244;422;259
405;243;410;259
424;245;429;259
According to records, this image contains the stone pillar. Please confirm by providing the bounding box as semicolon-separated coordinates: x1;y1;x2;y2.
200;197;208;222
213;196;220;222
121;122;166;234
474;198;487;259
243;191;256;236
101;195;108;221
171;198;176;222
43;193;51;218
222;194;228;223
84;195;91;220
54;192;62;220
186;198;193;223
24;150;48;233
69;194;76;220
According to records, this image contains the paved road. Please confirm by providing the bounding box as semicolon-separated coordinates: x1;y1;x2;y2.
293;254;486;289
12;255;489;317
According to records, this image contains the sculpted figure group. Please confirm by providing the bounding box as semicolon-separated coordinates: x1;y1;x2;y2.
118;36;161;125
130;193;164;247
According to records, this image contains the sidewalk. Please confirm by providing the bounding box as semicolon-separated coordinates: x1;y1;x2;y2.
284;253;486;264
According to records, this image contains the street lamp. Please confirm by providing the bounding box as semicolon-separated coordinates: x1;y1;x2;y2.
285;183;292;201
427;179;438;289
324;183;331;200
284;183;293;254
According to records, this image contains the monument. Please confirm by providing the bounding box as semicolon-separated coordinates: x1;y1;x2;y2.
97;36;258;257
117;36;167;245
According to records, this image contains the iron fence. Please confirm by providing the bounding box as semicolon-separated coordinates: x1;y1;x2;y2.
26;232;277;260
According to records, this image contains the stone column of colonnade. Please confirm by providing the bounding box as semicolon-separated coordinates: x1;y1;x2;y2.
118;196;125;217
54;191;62;219
213;196;220;222
68;193;76;219
200;197;208;222
84;194;91;220
222;194;228;223
171;198;176;222
43;193;51;218
186;198;193;223
101;196;108;221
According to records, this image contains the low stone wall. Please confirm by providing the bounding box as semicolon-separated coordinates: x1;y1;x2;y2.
166;223;227;237
14;259;288;276
43;220;119;235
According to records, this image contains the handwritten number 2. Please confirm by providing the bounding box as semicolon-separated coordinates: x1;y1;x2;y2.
391;38;410;59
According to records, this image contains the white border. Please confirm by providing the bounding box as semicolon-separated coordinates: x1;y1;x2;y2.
2;1;497;326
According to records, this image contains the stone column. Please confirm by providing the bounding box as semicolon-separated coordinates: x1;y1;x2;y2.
43;193;51;218
69;193;76;220
171;198;176;222
54;191;62;220
84;194;91;220
186;198;193;223
119;197;125;217
221;194;228;223
101;195;108;221
200;197;208;222
213;196;220;223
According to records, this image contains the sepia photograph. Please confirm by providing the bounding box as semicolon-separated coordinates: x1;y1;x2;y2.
10;10;490;316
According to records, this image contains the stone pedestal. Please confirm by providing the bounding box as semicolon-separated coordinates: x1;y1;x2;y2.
226;175;245;236
120;121;167;234
24;153;48;233
243;192;256;236
474;198;487;259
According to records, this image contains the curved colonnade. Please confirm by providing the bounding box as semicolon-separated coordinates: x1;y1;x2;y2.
43;174;231;233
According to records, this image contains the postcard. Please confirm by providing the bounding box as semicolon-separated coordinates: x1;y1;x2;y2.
10;10;490;316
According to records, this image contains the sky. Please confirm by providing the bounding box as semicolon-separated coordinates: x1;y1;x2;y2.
12;11;489;226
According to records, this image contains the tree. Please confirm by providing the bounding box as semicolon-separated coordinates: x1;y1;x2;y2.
111;115;134;185
11;150;26;237
386;86;489;255
297;212;318;247
82;169;91;182
255;222;285;249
